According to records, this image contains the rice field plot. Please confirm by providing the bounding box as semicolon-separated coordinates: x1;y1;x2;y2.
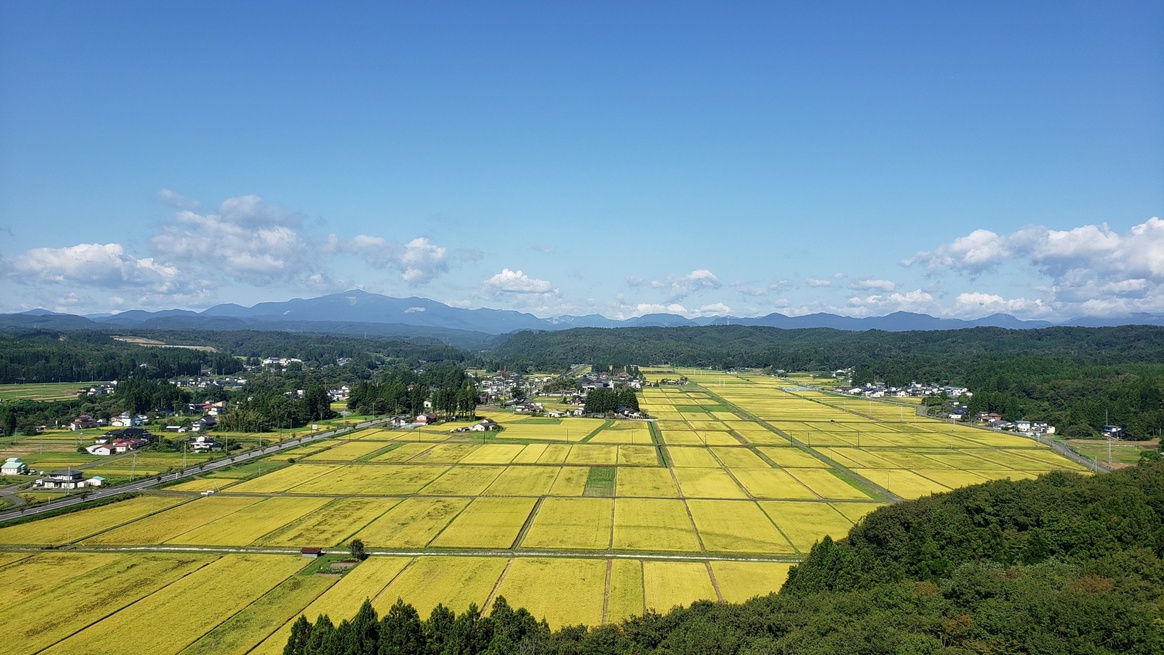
252;557;414;655
830;501;890;523
786;468;874;500
666;446;722;467
521;497;613;549
492;558;607;628
946;429;1042;448
729;468;818;499
44;554;304;655
0;552;214;655
225;464;339;493
418;465;506;495
353;497;470;547
757;446;828;468
710;446;770;468
179;573;337;655
370;442;437;463
913;468;992;488
0;382;95;401
87;495;261;545
852;468;950;499
654;428;704;446
817;447;896;469
373;556;508;618
975;470;1039;482
729;426;791;446
643;561;717;611
496;419;606;442
588;428;650;445
711;561;793;603
548;466;589;496
867;450;955;469
258;497;400;547
607;559;645;622
566;444;619;465
512;443;548;463
167;496;332;546
611;498;702;552
0;494;185;546
1001;447;1090;471
617;445;659;466
0;552;31;570
615;467;679;497
759;501;855;552
482;466;560;496
671;467;748;499
292;464;449;495
686;500;795;554
583;466;617;496
408;442;483;463
536;444;572;464
457;443;527;465
301;439;392;461
0;552;137;612
429;497;537;549
916;450;1018;470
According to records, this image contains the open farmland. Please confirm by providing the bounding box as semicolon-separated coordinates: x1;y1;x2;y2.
0;368;1092;650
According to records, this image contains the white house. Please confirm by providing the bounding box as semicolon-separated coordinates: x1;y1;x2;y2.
1;457;28;476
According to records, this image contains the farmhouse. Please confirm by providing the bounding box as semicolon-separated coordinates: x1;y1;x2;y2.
35;470;85;489
189;435;221;452
470;418;500;432
70;415;101;430
1;457;29;476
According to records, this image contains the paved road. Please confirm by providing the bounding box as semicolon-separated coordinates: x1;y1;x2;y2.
0;418;390;524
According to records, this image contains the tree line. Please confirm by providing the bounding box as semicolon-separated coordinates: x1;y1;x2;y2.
582;389;640;414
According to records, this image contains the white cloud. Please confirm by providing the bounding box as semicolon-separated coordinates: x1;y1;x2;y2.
846;289;938;317
157;188;200;209
903;228;1011;273
849;278;897;292
806;278;833;288
11;243;189;292
954;292;1052;317
481;267;554;295
651;269;721;301
150;195;317;286
696;303;732;315
329;234;449;285
907;217;1164;315
732;280;795;297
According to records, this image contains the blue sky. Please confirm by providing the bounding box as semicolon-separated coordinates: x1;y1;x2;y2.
1;1;1161;320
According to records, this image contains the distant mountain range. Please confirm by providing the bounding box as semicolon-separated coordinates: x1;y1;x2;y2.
2;290;1163;344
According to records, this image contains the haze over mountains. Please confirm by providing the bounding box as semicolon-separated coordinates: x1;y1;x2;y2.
4;291;1163;343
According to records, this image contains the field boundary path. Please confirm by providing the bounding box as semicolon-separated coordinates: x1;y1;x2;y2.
0;418;391;524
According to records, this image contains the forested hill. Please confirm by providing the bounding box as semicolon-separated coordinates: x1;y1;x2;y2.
287;461;1164;654
491;324;1164;372
0;329;468;384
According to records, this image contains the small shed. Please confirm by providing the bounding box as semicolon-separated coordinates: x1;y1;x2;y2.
300;547;324;558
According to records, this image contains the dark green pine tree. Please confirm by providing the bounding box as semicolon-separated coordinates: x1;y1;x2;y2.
378;599;427;655
283;615;312;655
